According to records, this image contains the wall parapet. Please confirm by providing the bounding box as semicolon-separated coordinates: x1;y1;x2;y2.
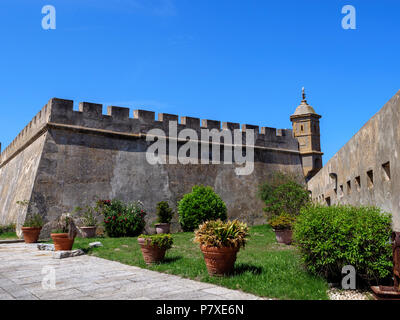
0;98;299;166
307;90;400;230
0;102;50;167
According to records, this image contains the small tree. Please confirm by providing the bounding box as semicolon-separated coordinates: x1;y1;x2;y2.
156;201;174;224
258;172;310;218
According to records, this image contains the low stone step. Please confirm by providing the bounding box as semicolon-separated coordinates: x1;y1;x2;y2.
0;239;24;244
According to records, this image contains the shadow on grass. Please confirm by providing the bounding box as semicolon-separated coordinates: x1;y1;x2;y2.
80;247;95;254
231;263;263;276
162;256;183;264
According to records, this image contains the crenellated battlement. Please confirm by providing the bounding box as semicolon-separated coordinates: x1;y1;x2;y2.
0;97;307;234
0;102;50;166
0;98;299;166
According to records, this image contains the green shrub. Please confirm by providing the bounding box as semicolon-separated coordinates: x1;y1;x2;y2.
293;205;393;284
156;201;174;224
23;214;44;228
97;199;146;237
178;185;227;231
138;234;173;249
268;212;296;230
194;219;249;248
0;223;16;234
258;172;310;218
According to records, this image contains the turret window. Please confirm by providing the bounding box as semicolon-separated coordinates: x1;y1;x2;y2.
355;176;361;191
367;170;374;188
382;162;391;181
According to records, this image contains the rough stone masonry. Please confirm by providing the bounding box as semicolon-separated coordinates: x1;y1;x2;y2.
0;93;324;237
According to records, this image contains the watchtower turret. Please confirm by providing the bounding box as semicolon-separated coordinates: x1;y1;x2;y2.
290;88;323;180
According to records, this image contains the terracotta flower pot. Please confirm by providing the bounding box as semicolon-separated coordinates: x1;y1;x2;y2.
80;226;97;238
138;238;167;265
155;223;170;234
200;245;239;276
51;233;75;251
274;229;293;245
21;227;42;243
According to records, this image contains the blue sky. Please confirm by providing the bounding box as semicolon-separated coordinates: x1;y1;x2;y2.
0;0;399;163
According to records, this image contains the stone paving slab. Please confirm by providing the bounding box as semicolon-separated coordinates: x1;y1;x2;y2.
0;243;266;300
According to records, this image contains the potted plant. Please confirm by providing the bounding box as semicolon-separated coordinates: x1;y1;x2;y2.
154;201;173;234
194;219;249;276
21;213;44;243
50;213;78;251
17;200;44;243
137;234;173;265
74;206;98;238
268;212;296;245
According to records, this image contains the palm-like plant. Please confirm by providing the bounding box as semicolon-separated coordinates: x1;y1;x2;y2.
52;213;78;239
194;220;249;248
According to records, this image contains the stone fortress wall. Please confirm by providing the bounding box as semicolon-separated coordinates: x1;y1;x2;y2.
0;98;304;237
307;90;400;231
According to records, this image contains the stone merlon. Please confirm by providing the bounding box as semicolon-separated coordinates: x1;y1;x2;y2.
0;98;300;167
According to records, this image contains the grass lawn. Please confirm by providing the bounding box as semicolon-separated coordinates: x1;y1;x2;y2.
0;231;18;240
72;224;329;300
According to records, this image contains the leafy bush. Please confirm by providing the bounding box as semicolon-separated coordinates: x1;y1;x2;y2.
194;219;249;248
138;234;173;249
156;201;173;224
268;212;296;230
0;223;16;234
98;199;146;237
178;185;227;231
23;214;44;228
293;205;393;284
259;172;310;218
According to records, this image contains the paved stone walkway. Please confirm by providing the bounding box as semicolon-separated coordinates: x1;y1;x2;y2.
0;243;264;300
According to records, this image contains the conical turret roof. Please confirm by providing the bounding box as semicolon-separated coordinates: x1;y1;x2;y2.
292;87;318;117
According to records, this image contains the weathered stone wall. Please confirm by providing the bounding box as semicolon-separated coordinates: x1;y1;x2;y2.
0;98;304;237
0;133;47;236
308;90;400;231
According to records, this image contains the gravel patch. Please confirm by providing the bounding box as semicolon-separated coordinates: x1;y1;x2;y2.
328;288;372;300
